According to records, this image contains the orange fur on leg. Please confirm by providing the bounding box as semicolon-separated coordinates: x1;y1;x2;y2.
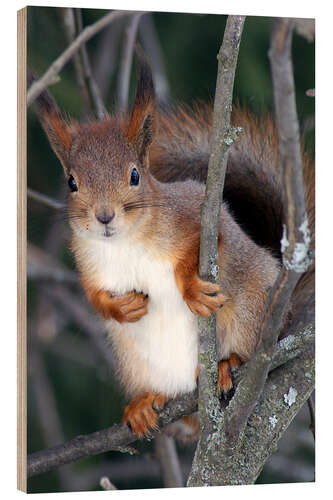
122;392;168;438
83;285;148;322
218;354;242;397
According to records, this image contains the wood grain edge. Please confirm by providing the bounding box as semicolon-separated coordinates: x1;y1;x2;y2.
17;6;27;493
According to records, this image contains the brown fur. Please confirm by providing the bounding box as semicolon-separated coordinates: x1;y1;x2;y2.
32;55;314;438
83;287;148;322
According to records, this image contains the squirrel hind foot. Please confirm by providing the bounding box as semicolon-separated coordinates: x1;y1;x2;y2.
122;392;167;438
218;354;242;398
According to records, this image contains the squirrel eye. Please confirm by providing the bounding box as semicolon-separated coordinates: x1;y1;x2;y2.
68;175;78;192
130;168;140;186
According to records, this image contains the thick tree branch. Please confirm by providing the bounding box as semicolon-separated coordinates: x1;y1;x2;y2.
28;391;197;477
221;17;313;450
27;324;313;479
188;15;245;486
224;337;314;485
27;10;134;107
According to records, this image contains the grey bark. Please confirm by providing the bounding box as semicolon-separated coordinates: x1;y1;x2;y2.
187;17;314;486
27;322;313;478
188;14;245;486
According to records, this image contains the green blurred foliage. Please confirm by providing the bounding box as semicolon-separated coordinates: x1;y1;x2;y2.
26;6;315;493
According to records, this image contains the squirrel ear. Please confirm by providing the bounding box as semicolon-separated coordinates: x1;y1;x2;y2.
29;70;74;175
127;51;155;165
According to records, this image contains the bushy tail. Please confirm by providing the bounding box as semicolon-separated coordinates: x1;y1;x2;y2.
151;104;315;326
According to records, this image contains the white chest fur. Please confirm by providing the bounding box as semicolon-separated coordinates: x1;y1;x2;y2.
76;234;198;397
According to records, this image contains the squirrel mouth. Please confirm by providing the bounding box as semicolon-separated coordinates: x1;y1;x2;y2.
103;228;115;238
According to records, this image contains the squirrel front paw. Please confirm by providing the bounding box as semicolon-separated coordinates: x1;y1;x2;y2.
184;278;228;317
122;392;167;438
91;289;148;322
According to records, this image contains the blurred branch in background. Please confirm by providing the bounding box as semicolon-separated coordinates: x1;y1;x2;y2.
27;10;135;106
116;13;144;112
44;284;116;372
29;182;77;490
28;242;78;285
28;188;65;211
100;476;117;490
93;21;124;100
28;342;75;490
72;8;106;119
139;14;170;102
60;7;107;118
154;434;183;487
60;8;91;111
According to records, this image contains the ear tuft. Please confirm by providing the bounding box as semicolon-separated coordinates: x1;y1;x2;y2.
127;50;156;164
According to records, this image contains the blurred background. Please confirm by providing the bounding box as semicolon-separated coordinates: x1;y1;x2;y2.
26;7;315;493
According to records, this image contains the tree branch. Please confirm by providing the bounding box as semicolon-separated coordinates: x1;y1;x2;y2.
27;391;197;478
139;13;170;102
221;17;313;450
154;434;183;488
60;8;91;109
27;242;78;285
72;9;107;119
27;10;135;107
27;187;65;211
116;13;144;112
188;15;245;486
26;316;313;479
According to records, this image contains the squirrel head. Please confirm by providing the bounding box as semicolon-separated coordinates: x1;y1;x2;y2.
33;53;158;241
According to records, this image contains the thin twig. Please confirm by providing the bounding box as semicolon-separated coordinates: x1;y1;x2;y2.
73;9;107;119
100;476;117;490
27;187;65;211
29;345;74;489
60;8;91;108
27;10;134;107
28;242;78;285
139;13;170;101
116;13;144;112
44;285;116;371
93;21;124;99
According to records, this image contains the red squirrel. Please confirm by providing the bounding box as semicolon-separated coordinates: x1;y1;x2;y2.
30;54;314;439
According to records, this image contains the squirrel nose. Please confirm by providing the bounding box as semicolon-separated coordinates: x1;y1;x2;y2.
96;212;115;225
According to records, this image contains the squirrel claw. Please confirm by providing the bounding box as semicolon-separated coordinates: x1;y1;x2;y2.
122;392;167;438
184;278;228;317
218;354;241;397
90;289;148;323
